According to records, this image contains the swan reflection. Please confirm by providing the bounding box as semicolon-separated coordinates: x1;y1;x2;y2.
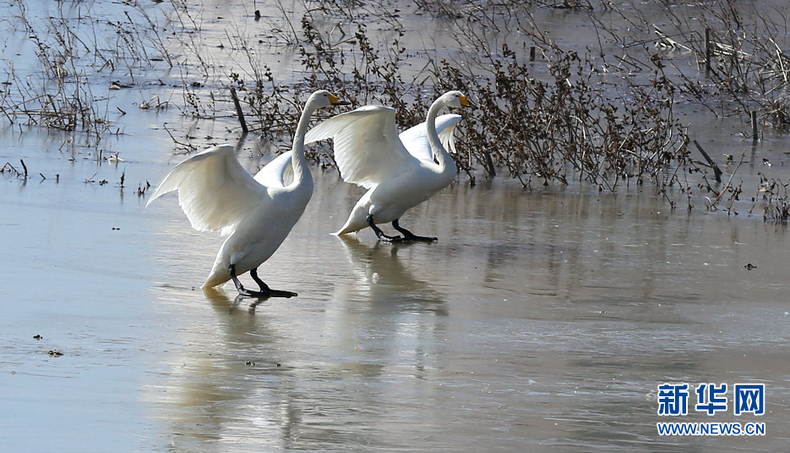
332;234;448;316
145;243;450;452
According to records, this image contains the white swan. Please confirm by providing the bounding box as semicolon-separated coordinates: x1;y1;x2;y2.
146;90;349;297
304;91;475;241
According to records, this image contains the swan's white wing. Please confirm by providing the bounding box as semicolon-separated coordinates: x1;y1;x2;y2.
147;144;266;235
437;113;462;156
305;105;415;189
399;113;462;163
253;151;294;188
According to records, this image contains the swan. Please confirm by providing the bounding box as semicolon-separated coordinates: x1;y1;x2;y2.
146;90;349;297
304;90;475;241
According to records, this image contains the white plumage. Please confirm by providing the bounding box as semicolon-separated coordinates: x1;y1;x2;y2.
147;90;348;297
305;91;475;241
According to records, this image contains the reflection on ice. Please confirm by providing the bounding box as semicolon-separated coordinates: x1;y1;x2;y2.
333;234;447;315
144;236;453;451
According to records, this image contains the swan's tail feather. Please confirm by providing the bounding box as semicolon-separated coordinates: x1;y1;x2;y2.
203;262;231;289
335;215;368;235
334;225;359;236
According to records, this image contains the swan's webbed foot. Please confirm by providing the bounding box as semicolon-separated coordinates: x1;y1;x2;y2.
366;215;402;242
229;265;297;298
392;219;437;242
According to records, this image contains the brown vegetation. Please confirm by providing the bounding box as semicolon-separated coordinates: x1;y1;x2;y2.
3;0;790;219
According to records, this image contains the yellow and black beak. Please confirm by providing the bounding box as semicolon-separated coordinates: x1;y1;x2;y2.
459;95;478;109
328;94;351;106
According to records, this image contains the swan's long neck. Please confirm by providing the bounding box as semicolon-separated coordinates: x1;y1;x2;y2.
426;99;455;174
290;101;317;187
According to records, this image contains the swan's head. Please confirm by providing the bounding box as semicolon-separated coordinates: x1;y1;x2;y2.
439;90;477;110
307;90;351;109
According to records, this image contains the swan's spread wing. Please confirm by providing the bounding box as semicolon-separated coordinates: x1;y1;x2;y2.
400;114;462;163
254;151;294;188
436;113;462;155
147;144;266;234
305;105;414;189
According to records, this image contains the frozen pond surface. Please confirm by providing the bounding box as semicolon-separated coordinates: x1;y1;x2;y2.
2;0;790;452
3;134;789;452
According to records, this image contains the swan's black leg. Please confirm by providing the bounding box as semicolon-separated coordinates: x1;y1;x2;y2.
229;264;250;294
366;215;402;241
229;264;297;298
392;219;437;242
250;268;297;297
